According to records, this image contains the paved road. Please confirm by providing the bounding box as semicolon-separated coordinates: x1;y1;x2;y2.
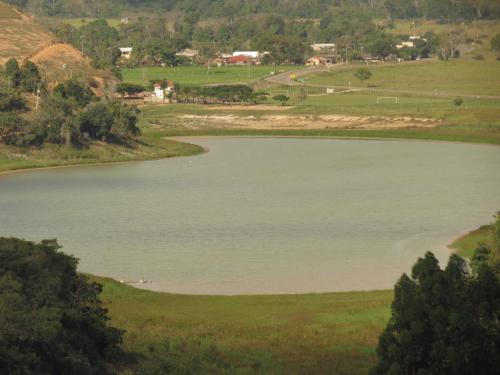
265;64;500;100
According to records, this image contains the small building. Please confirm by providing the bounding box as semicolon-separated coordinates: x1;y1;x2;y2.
152;80;175;100
233;51;260;59
119;47;133;59
227;55;251;65
121;17;129;25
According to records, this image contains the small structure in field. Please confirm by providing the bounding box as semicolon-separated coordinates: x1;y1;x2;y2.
119;47;133;59
152;80;175;101
121;17;129;24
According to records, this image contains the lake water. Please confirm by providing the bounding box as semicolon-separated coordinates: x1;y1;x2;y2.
1;138;500;294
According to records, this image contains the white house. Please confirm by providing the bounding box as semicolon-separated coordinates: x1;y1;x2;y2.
119;47;133;59
152;80;175;100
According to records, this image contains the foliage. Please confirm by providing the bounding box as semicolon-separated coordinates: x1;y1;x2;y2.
136;339;231;375
0;112;43;147
0;237;124;374
371;251;500;375
4;58;21;87
116;82;145;96
492;32;500;52
19;60;42;93
53;79;96;107
79;101;115;140
354;68;372;83
108;101;141;137
273;94;290;105
0;86;26;112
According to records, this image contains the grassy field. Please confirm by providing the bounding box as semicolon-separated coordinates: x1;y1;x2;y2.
121;65;297;86
305;59;500;97
0;128;203;174
448;225;493;258
61;17;122;28
94;276;392;374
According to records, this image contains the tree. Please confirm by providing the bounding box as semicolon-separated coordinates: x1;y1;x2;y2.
109;101;141;137
0;237;124;374
0;87;26;112
354;68;372;83
492;33;500;52
19;60;42;93
371;251;500;375
115;82;145;97
53;79;95;107
4;58;21;87
273;94;289;105
79;102;114;140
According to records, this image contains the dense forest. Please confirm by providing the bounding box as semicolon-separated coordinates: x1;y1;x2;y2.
6;0;500;20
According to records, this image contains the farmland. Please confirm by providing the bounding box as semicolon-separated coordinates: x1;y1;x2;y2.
121;65;297;86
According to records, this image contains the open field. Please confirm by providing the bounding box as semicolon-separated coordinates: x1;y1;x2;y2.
448;225;493;258
0;128;203;174
121;65;297;86
305;59;500;97
138;87;500;145
94;276;392;375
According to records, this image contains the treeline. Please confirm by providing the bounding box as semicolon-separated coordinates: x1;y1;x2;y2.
7;0;500;20
0;59;140;148
46;11;460;70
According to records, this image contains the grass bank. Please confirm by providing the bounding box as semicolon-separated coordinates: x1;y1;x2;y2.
0;128;204;174
448;225;493;258
95;276;392;375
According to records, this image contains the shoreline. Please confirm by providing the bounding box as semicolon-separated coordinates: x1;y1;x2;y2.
1;133;498;178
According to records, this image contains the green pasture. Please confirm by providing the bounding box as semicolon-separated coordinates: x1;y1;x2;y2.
121;65;297;86
305;58;500;97
95;276;392;374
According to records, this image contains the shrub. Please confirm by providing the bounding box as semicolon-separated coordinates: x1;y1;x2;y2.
454;97;463;106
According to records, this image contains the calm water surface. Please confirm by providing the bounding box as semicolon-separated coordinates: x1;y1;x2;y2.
1;138;500;294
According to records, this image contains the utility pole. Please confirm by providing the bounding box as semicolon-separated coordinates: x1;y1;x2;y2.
35;83;40;111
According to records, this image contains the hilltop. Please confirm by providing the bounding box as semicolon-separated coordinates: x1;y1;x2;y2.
0;3;115;94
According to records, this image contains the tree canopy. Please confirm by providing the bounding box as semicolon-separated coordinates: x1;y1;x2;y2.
372;222;500;375
0;237;124;374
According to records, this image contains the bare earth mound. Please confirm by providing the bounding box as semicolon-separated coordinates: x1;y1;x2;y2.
0;4;116;94
30;43;117;95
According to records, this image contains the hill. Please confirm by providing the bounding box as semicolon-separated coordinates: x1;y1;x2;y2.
0;3;116;94
0;3;52;65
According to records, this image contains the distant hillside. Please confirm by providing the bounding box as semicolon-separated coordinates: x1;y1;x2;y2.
0;3;116;94
14;0;500;20
0;3;52;65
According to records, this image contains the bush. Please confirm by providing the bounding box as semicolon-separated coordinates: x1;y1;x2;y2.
454;97;463;106
491;33;500;52
0;112;43;147
473;54;484;60
116;82;145;96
